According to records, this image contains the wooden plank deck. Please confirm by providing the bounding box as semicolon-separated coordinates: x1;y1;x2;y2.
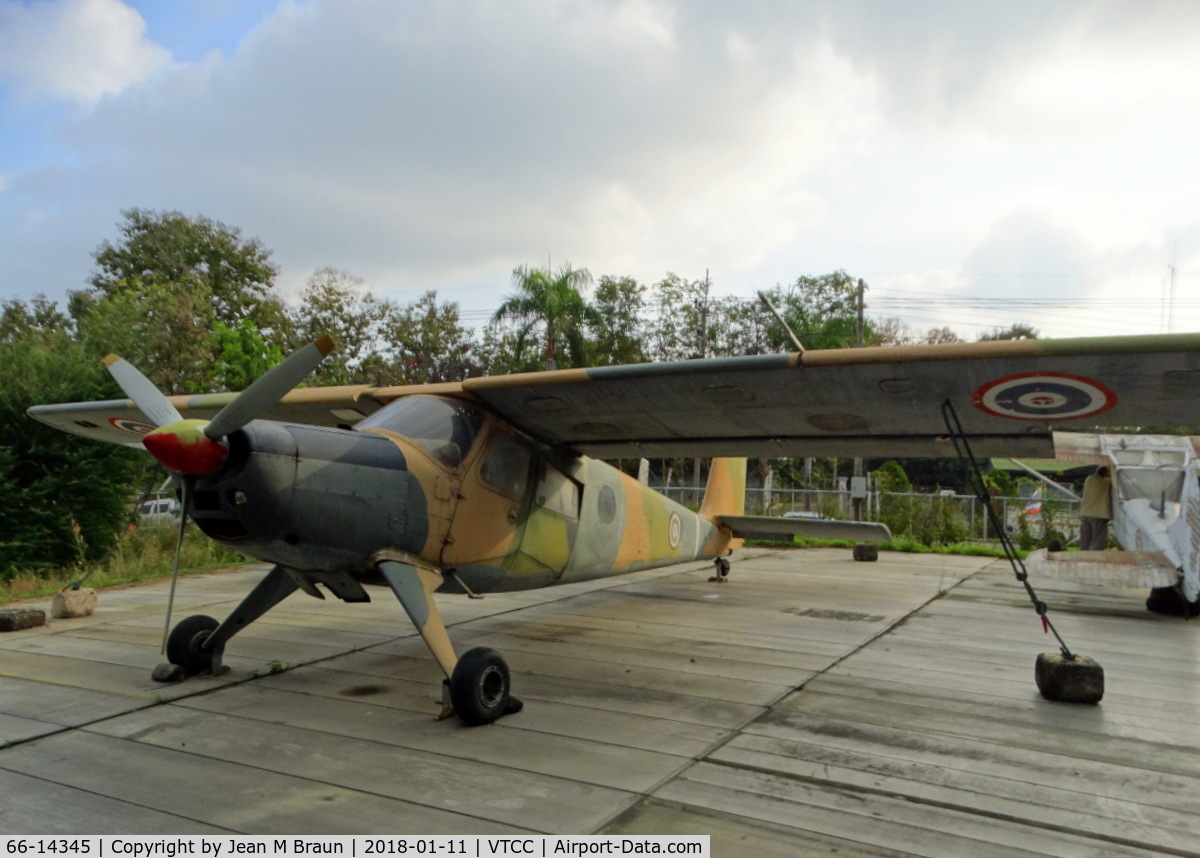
1;548;1198;855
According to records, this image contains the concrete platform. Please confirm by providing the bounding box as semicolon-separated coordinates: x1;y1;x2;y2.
1;548;1198;854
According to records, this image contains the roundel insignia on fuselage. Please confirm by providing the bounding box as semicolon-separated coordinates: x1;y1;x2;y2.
972;372;1118;421
668;511;682;550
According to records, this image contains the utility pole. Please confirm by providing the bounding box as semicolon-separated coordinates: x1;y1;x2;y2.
852;278;868;522
694;269;710;505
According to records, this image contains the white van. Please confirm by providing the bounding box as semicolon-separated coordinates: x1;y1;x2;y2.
137;498;182;526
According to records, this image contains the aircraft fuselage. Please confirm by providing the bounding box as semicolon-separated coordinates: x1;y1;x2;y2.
186;396;738;599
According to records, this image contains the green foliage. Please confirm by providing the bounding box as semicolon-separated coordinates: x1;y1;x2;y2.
0;521;248;603
874;460;917;539
763;271;870;351
76;209;292;393
212;319;285;391
492;263;599;370
291;267;384;385
381;291;478;384
588;276;647;366
0;324;145;579
871;461;970;546
90;208;279;324
978;322;1039;341
780;536;1020;559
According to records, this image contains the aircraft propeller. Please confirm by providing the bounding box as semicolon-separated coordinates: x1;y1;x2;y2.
104;335;335;653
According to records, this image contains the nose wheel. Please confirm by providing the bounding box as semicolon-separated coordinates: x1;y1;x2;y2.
165;614;219;675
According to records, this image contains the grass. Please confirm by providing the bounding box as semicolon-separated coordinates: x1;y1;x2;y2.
4;528;1026;607
0;524;250;605
747;535;1028;559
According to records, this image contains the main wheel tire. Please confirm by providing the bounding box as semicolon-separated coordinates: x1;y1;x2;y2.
450;647;511;726
1146;586;1200;618
166;614;219;676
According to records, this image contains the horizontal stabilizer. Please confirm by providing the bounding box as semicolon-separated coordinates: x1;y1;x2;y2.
716;515;891;543
1026;548;1178;588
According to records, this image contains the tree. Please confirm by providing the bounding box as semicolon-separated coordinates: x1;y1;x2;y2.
839;314;965;348
211;319;284;392
89;208;280;324
922;326;962;345
291;267;385;385
77;209;292;392
1;295;71;342
979;323;1039;341
706;295;768;357
0;324;145;578
763;271;869;351
646;273;716;362
492;263;600;370
588;276;647;366
381;291;478;384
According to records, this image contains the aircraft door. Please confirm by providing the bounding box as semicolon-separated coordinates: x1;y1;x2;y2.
442;426;530;570
520;457;581;574
442;425;580;591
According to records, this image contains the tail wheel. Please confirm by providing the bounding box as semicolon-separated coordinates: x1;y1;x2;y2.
166;614;219;675
450;647;511;726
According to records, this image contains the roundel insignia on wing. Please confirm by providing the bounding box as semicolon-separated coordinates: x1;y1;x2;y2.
108;417;156;436
972;372;1118;421
668;511;682;550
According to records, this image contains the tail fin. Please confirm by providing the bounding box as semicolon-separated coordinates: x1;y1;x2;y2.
700;457;747;520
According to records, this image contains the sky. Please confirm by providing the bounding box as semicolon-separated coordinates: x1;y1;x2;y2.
1;0;1199;341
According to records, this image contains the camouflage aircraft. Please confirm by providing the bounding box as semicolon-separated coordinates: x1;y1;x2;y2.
28;332;1200;723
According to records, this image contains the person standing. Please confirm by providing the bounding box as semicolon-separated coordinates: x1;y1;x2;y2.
1079;465;1113;550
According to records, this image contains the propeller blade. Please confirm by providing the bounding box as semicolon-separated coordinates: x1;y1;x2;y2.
104;354;183;428
203;336;335;440
161;478;191;654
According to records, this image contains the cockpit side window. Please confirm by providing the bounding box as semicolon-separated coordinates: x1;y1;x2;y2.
357;396;484;469
479;432;532;499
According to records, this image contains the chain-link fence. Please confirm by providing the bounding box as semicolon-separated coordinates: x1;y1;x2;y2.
657;485;1080;546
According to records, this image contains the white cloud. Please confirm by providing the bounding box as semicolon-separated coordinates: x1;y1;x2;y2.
0;0;173;105
1;0;1199;344
37;0;881;297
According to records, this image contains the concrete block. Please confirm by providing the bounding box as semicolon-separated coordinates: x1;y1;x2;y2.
852;543;879;562
0;607;46;632
1035;652;1104;704
51;587;97;619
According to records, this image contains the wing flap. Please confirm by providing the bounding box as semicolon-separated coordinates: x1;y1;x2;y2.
717;514;892;543
1026;548;1179;588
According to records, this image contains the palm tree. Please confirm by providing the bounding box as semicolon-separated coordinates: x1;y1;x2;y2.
492;263;600;370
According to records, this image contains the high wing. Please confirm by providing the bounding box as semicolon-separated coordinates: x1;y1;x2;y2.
27;382;465;447
28;333;1200;459
457;333;1200;459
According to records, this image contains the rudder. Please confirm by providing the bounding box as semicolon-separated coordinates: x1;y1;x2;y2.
700;458;747;520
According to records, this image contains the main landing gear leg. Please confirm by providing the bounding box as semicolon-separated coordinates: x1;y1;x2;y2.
377;559;522;726
709;557;731;583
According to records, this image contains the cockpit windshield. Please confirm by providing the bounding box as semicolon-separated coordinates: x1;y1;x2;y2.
357;396;484;469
